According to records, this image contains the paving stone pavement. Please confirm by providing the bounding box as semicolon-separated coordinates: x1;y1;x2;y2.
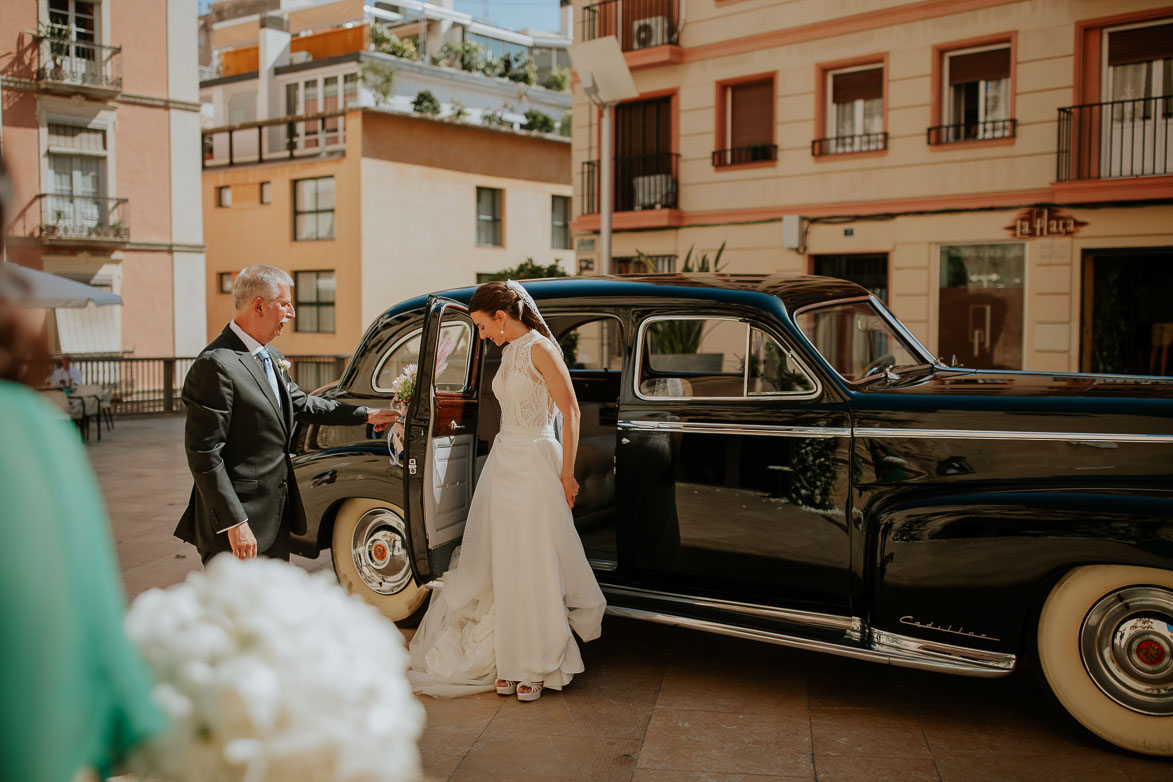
90;416;1172;782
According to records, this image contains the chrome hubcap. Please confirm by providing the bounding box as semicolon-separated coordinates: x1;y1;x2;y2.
1080;586;1173;716
350;509;413;596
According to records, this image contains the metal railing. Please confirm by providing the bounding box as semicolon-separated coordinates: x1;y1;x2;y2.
30;355;352;415
582;0;679;52
712;144;777;167
202;110;349;169
812;132;888;156
36;36;122;92
37;194;130;242
580;152;680;214
927;118;1016;145
1057;96;1173;181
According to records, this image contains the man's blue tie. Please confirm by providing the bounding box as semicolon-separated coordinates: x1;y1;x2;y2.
256;347;282;403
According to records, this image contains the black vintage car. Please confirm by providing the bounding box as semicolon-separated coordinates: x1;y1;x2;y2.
290;275;1173;756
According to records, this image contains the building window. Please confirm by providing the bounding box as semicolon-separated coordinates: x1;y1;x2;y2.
476;187;502;246
812;254;889;303
294;270;336;333
344;72;358;106
47;0;98;58
816;64;885;155
217;185;231;207
938;244;1024;370
293;176;334;241
615;255;675;274
218;272;233;294
1101;20;1173;177
931;44;1013;144
260;181;271;204
551;195;571;249
713;77;776;167
46;121;112;238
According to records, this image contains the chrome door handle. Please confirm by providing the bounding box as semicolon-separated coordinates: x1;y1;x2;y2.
449;421;465;432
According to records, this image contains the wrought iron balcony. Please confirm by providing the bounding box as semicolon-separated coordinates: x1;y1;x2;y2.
582;0;679;52
927;118;1016;145
712;144;778;167
202;110;349;169
581;152;680;215
811;132;888;156
37;194;130;245
35;35;122;97
1057;96;1173;181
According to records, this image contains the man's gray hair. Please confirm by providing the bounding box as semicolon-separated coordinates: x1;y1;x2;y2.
233;264;293;310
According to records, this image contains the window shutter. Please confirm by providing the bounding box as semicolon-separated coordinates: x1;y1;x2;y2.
948;48;1010;85
832;68;883;103
1108;23;1173;66
729;80;773;148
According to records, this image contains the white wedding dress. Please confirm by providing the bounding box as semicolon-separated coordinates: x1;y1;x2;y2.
407;329;607;697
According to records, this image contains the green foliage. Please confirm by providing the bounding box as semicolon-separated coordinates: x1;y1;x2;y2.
520;109;555;133
788;439;837;510
482;258;568;282
360;61;396;107
370;22;418;59
481;105;513;128
437;41;485;73
446;98;469;121
411;89;441;116
558;110;572;137
543;66;571;92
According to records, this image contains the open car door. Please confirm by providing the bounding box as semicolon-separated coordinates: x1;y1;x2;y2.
402;296;482;582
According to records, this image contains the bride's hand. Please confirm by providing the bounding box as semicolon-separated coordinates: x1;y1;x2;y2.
561;474;579;508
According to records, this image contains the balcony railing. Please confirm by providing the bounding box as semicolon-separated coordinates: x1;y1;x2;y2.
812;132;888;156
37;194;129;244
927;118;1016;145
581;152;680;214
1057;96;1173;182
35;36;122;95
582;0;679;52
712;144;778;167
202;110;349;169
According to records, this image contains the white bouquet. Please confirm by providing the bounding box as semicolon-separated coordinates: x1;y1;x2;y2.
124;557;425;782
386;363;416;466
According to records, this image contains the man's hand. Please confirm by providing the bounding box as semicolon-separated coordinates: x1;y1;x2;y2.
227;522;258;559
367;407;402;433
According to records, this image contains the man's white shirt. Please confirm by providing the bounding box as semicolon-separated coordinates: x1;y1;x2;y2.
49;366;82;388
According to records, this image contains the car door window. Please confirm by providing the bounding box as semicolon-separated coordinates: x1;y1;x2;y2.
638;317;816;399
372;320;472;394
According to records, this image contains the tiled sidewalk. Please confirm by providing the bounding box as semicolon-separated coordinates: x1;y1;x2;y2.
92;417;1171;782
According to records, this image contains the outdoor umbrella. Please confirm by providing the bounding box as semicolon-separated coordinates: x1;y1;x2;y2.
0;262;122;308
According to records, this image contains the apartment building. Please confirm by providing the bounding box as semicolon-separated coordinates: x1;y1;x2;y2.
200;5;574;367
569;0;1173;376
1;0;206;357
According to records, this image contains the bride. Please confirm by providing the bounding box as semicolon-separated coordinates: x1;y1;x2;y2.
407;280;606;701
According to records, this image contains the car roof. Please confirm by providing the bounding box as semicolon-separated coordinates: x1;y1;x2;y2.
430;274;873;315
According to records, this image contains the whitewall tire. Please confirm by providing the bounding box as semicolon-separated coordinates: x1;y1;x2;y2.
331;498;429;626
1037;564;1173;756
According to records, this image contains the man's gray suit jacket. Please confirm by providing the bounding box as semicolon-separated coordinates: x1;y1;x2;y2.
175;324;367;557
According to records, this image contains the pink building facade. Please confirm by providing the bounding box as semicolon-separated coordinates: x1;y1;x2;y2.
1;0;206;357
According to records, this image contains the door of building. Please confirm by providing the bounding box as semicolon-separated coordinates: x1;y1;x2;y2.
614;97;674;211
1081;247;1173;376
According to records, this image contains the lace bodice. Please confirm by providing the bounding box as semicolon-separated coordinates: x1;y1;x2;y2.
493;329;557;431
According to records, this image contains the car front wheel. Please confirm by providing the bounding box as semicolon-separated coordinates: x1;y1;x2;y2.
1037;564;1173;756
331;498;429;626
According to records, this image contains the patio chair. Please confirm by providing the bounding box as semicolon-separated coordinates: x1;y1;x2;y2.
75;383;113;434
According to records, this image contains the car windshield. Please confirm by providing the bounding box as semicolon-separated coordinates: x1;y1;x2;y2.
796;298;929;382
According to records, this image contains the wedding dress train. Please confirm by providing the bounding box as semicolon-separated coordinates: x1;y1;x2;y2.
407;329;606;697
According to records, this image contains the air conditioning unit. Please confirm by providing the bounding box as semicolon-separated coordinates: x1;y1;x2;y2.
632;174;676;210
631;16;669;49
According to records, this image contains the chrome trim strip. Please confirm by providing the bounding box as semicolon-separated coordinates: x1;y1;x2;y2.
871;630;1017;671
856;427;1173;444
602;584;854;632
619;420;851;439
633;314;823;404
605;606;1015;677
587;557;618;572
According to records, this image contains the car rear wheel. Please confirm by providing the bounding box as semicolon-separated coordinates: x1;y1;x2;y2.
331;498;429;626
1037;564;1173;756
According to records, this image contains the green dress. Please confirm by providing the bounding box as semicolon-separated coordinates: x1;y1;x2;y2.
0;381;164;781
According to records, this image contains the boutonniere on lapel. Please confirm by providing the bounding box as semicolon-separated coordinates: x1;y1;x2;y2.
276;358;292;374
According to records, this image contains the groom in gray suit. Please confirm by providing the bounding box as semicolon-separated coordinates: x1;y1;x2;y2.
176;264;397;563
